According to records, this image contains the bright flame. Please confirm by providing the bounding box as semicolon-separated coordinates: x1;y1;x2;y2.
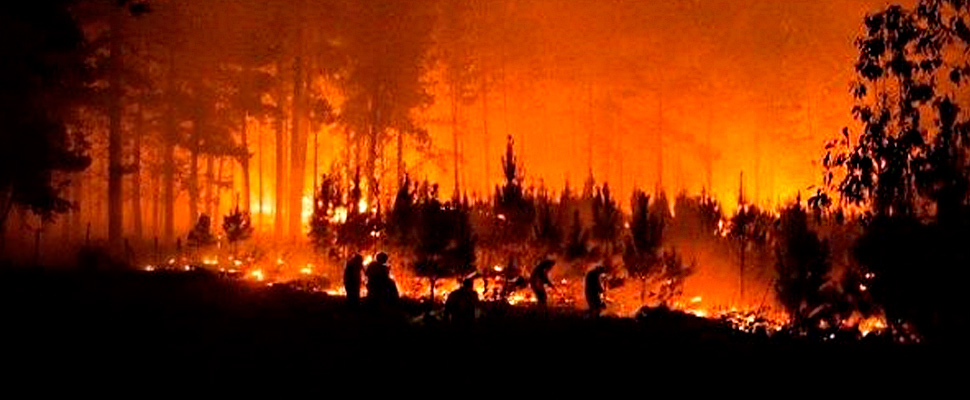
358;198;369;214
250;269;265;282
330;206;349;224
301;195;313;231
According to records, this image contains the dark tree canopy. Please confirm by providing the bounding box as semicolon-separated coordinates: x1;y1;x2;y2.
0;0;93;226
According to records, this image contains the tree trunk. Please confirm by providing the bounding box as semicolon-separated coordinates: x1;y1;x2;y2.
258;117;264;222
163;49;176;245
132;104;144;241
451;94;460;195
482;79;490;189
215;157;224;222
656;94;663;190
107;5;124;250
188;122;200;226
289;47;307;239
240;110;251;212
206;155;215;219
152;158;160;240
275;64;286;237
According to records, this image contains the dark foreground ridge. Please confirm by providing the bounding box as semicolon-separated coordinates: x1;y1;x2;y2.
0;267;951;383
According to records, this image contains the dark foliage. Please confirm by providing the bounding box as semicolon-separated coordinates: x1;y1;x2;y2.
0;0;93;227
187;214;216;248
222;204;253;244
624;189;663;301
820;0;970;341
494;135;535;245
591;183;621;250
386;175;417;248
774;201;831;328
309;173;342;250
413;185;476;301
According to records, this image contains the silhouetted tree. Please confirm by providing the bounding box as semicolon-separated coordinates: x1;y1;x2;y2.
774;200;831;329
821;0;970;341
655;248;694;306
413;188;476;302
624;189;663;303
339;0;435;201
533;185;562;254
564;210;589;261
223;200;253;256
309;173;341;251
386;174;417;248
494;135;535;246
337;169;380;252
672;191;722;243
592;183;621;251
0;1;94;234
729;204;769;303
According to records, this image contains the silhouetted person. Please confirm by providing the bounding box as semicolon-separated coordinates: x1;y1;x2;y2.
366;252;399;308
344;254;364;307
445;278;479;325
585;265;608;316
530;259;556;307
187;214;215;247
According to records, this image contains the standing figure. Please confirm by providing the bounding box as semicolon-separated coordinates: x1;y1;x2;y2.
344;253;364;307
366;252;399;308
529;259;556;307
445;278;480;325
585;265;609;316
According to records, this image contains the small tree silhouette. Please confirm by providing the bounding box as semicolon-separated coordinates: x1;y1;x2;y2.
774;200;831;329
655;248;694;306
592;183;621;252
337;168;381;252
494;135;535;247
533;185;563;254
729;203;768;303
624;189;663;303
309;173;342;251
187;214;216;257
564;210;589;261
413;186;476;302
222;199;253;256
387;175;417;248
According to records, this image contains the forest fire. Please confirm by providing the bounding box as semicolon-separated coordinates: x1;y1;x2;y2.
6;2;970;381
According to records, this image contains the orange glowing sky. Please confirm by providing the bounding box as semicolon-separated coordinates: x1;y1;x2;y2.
382;0;913;209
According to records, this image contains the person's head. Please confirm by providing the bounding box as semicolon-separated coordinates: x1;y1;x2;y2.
350;254;363;264
462;278;474;289
376;252;388;264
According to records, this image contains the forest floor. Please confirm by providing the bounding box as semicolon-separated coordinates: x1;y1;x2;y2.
0;266;955;387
